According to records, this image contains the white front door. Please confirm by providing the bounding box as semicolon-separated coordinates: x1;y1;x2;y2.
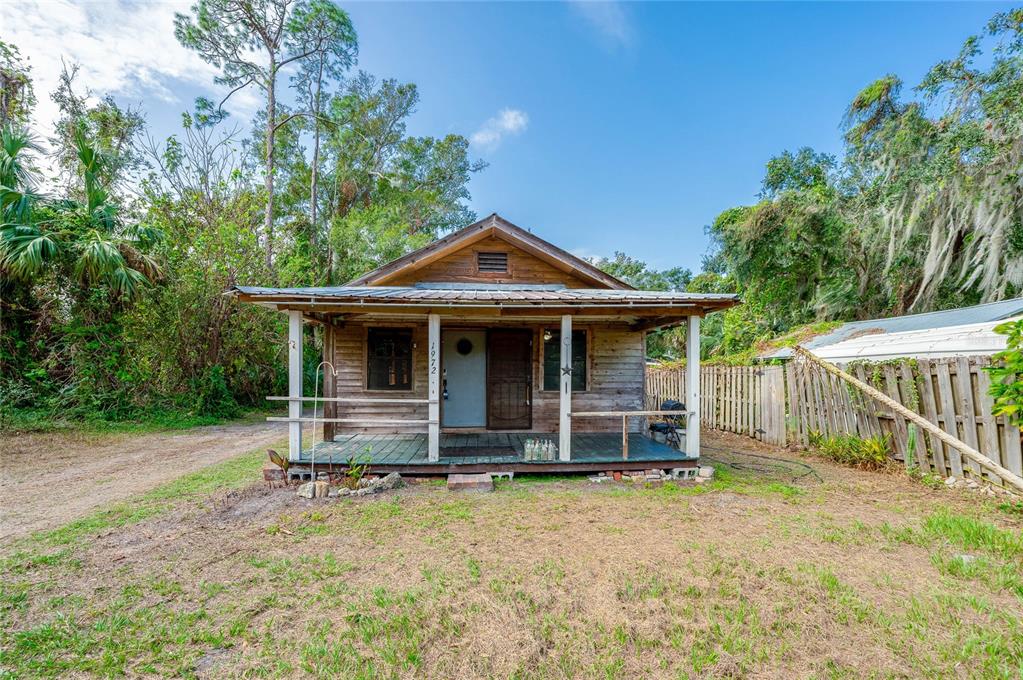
441;330;486;427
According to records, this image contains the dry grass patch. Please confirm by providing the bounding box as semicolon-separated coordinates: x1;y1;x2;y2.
2;432;1022;678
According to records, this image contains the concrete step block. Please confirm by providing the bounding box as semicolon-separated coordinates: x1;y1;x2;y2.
447;473;494;492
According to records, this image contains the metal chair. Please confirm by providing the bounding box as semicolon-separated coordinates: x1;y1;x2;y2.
650;399;686;449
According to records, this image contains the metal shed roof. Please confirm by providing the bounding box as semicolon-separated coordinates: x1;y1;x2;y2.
809;317;1018;363
764;297;1023;360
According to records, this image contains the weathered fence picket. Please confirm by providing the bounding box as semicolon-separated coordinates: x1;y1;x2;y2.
646;355;1022;484
646;364;788;447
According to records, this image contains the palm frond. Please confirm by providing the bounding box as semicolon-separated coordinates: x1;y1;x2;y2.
124;223;165;248
117;242;163;282
0;224;60;280
106;265;147;297
89;200;118;231
73;124;115;214
74;230;127;284
0;124;42;191
0;186;40;225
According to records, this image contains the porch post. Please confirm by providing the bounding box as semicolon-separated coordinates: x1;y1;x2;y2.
322;322;336;443
685;314;701;457
559;314;572;461
288;310;303;462
428;313;440;462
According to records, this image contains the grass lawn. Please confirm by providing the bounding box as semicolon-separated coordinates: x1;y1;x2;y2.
2;432;1022;678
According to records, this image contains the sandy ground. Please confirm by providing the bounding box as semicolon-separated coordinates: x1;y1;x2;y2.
0;421;288;541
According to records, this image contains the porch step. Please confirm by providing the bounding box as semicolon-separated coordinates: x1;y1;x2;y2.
447;473;495;492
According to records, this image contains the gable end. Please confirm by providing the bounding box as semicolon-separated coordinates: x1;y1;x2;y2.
345;214;633;289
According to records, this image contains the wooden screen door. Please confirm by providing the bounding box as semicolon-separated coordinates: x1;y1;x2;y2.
487;329;532;430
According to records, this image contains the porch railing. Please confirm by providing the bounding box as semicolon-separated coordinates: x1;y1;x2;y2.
265;396;435;426
266;399;691;462
570;409;693;459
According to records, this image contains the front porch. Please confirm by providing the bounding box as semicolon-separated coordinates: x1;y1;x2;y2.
296;432;696;474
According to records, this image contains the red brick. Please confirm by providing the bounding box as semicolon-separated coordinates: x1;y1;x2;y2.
263;463;285;481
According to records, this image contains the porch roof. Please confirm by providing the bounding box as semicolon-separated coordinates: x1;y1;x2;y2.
229;284;739;315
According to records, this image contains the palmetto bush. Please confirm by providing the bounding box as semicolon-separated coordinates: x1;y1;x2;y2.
808;431;893;471
0;123;164;417
0;124;162;296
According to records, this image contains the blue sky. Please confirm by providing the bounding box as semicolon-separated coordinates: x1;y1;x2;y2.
4;1;1015;273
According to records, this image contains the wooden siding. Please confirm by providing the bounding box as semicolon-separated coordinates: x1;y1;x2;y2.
330;321;645;435
384;236;595;288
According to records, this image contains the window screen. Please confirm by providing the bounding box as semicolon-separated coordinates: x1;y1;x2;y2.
542;330;586;391
477;251;508;273
367;329;413;390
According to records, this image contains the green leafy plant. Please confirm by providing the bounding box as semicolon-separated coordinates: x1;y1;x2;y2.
341;453;371;490
0;123;163;297
808;431;892;471
987;319;1023;427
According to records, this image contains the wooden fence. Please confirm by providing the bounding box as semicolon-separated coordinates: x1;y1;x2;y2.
646;365;787;446
646;356;1023;482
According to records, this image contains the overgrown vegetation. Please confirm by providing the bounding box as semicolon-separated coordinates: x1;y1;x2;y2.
989;319;1023;427
662;8;1023;364
3;6;1023;419
808;431;892;471
0;2;483;426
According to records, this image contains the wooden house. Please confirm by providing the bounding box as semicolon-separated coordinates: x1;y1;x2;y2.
231;214;738;475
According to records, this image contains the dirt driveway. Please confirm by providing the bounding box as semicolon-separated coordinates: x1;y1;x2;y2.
0;420;288;542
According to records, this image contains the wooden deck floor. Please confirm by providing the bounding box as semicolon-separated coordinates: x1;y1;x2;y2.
297;432;695;474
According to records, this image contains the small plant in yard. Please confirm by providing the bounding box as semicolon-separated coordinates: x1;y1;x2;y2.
267;448;289;474
808;431;891;470
341;453;371;490
912;470;946;490
997;499;1023;517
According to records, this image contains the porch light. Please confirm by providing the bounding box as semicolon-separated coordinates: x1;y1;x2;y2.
543;330;553;341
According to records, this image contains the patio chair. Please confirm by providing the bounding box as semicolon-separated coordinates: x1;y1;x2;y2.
650;399;686;450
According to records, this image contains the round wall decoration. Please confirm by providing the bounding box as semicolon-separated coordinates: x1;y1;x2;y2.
456;338;473;355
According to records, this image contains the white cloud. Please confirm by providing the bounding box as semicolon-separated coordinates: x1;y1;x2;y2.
470;108;529;152
569;1;634;48
0;0;262;141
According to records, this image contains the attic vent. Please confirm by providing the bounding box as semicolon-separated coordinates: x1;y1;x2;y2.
477;251;508;273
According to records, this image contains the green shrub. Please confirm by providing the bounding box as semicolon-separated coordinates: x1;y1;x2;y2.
807;431;891;470
988;319;1023;427
191;365;239;418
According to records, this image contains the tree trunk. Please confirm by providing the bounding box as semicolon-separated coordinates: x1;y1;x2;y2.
264;61;277;273
309;60;323;259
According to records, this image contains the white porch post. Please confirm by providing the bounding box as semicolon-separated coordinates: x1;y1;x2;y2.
559;314;572;461
288;310;303;462
428;313;441;462
685;314;701;457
